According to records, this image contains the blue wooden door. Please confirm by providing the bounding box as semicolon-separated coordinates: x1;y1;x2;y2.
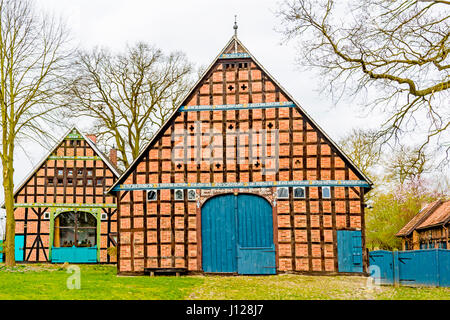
337;230;363;273
202;194;237;273
202;194;275;274
15;235;24;262
236;194;276;274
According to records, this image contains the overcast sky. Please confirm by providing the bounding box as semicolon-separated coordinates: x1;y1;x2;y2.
0;0;388;208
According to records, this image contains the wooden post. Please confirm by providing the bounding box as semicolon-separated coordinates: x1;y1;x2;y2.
393;249;400;287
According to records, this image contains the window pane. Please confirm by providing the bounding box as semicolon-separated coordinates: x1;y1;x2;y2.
175;189;183;200
294;187;304;198
77;212;97;228
322;187;331;198
56;228;75;247
57;212;76;227
147;190;157;201
188;189;196;201
77;229;96;247
277;187;289;198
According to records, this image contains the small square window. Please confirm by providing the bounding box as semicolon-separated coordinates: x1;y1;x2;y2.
322;187;331;199
277;187;289;199
294;187;305;199
43;212;50;220
68;169;73;176
87;170;93;176
57;178;63;185
101;213;108;221
76;140;81;146
67;178;73;185
57;169;64;176
86;179;93;186
77;179;84;186
77;169;83;176
174;189;184;201
147;190;157;202
96;178;103;186
187;189;196;201
69;140;74;146
48;178;54;185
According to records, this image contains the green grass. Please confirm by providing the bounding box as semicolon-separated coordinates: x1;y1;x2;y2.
0;263;448;300
0;264;202;300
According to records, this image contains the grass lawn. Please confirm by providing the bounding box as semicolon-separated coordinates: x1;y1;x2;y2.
0;263;448;300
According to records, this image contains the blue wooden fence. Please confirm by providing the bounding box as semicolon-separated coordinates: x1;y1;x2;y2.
369;249;450;287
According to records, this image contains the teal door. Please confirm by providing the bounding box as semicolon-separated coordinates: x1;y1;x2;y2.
337;230;363;273
0;240;3;262
15;235;24;262
202;194;275;274
202;194;237;273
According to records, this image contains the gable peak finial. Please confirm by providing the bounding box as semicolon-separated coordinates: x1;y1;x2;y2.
233;15;238;37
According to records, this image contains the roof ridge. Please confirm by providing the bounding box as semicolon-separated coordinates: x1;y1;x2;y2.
396;199;443;237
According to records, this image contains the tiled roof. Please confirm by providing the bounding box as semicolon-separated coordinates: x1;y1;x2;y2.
416;200;450;230
396;200;449;236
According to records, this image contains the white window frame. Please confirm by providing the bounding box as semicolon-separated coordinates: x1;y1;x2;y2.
174;189;184;201
101;213;108;221
43;212;50;220
293;187;306;199
147;190;157;202
187;189;197;201
277;187;289;199
322;186;331;199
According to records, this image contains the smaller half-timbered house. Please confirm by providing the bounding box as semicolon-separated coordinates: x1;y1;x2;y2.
396;200;450;250
7;127;121;263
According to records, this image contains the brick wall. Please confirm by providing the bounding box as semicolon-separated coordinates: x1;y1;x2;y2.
117;48;367;274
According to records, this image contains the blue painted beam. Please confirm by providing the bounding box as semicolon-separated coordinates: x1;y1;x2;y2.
112;180;370;192
179;101;295;112
219;53;251;59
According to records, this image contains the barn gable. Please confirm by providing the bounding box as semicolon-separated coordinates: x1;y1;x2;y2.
110;35;372;275
109;36;371;192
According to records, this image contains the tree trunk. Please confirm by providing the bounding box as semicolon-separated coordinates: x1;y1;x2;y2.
3;147;15;267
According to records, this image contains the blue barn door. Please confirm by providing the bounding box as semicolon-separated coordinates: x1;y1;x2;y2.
15;235;25;262
236;194;276;275
202;194;237;273
337;230;363;273
202;194;275;274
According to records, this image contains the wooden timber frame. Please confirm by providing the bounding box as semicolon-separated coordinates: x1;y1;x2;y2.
8;127;121;263
108;35;373;275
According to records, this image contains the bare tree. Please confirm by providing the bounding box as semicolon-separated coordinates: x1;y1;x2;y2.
65;43;194;169
0;0;70;266
338;128;381;181
385;144;431;185
278;0;450;163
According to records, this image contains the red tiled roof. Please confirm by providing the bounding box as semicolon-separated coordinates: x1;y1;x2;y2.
416;200;450;230
395;200;443;237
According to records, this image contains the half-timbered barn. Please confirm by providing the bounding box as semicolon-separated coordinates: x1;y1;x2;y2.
8;127;120;263
108;35;372;275
396;200;449;250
